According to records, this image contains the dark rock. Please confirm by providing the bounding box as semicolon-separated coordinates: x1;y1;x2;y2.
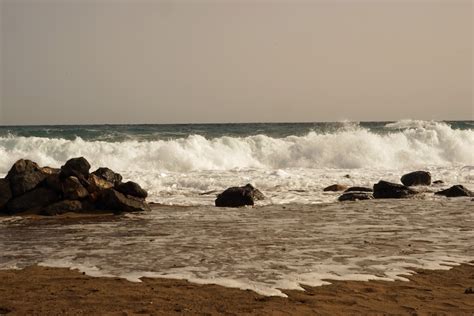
62;176;89;200
343;174;351;178
338;192;373;202
400;171;431;186
373;180;417;199
41;200;83;216
92;167;122;186
215;184;264;207
344;186;373;193
96;189;151;213
40;167;60;175
6;159;48;196
433;180;444;185
43;174;63;193
465;287;473;294
60;157;91;179
6;187;59;214
0;179;12;210
435;185;473;198
323;184;348;192
115;181;148;199
87;174;114;193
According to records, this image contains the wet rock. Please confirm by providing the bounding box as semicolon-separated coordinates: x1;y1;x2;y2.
0;179;12;210
433;180;444;185
115;181;148;199
62;176;89;200
435;185;473;198
323;184;348;192
41;200;83;216
344;186;373;193
92;167;122;186
6;159;48;196
6;187;59;214
215;184;264;207
401;171;431;186
87;174;114;193
373;180;417;199
60;157;91;179
96;189;151;213
338;192;373;202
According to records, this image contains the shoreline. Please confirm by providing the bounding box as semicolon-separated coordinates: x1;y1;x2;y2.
0;264;473;315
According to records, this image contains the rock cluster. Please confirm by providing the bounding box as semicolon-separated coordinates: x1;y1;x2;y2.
0;158;150;215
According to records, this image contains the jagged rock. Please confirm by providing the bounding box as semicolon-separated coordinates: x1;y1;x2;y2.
6;159;48;197
60;157;91;179
0;179;12;210
344;186;373;193
338;192;373;202
115;181;148;199
62;176;89;200
41;200;83;216
373;180;417;199
435;185;473;198
6;187;59;214
215;184;264;207
401;171;431;186
87;174;114;193
92;167;122;186
323;184;348;192
96;189;151;213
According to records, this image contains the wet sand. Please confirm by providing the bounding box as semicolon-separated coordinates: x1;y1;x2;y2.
0;264;473;315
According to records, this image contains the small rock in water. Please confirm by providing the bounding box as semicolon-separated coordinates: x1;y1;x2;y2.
432;180;444;185
215;184;264;207
465;287;473;294
435;185;473;198
338;192;373;202
344;186;373;193
323;184;348;192
373;180;417;199
400;171;431;186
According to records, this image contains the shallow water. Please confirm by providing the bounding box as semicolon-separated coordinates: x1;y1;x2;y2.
1;199;472;296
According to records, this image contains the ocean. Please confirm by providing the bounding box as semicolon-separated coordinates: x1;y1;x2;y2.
1;119;473;205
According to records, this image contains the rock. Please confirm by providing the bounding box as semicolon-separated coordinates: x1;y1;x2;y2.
465;287;474;294
6;187;59;214
41;200;83;216
338;192;373;202
344;186;373;193
323;184;348;192
400;171;431;186
435;185;473;198
96;189;151;213
87;174;114;193
115;181;148;199
0;179;12;210
6;159;48;196
62;176;89;200
40;167;60;175
373;180;417;199
60;157;91;179
43;174;63;193
215;184;264;207
433;180;444;185
92;167;122;186
343;174;351;178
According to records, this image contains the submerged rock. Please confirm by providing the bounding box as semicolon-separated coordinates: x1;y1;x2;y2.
323;184;348;192
435;185;473;198
215;184;264;207
373;180;417;199
344;186;373;193
92;167;122;186
6;159;48;197
6;187;59;214
401;171;431;186
96;189;151;213
115;181;148;199
338;192;374;202
0;179;12;210
60;157;91;179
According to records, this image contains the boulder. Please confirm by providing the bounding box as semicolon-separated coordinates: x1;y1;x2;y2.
41;200;84;216
0;179;12;210
60;157;91;179
43;174;63;193
400;171;431;186
435;185;473;198
92;167;122;186
87;174;114;193
344;186;373;193
6;159;48;196
6;187;59;214
323;184;348;192
215;184;264;207
96;189;151;213
62;176;89;200
373;180;417;199
115;181;148;199
338;192;373;202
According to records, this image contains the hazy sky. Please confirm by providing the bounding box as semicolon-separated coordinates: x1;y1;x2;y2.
0;0;472;125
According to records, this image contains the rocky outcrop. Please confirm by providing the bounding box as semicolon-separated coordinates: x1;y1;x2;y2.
344;186;373;193
96;189;151;213
401;171;431;186
338;192;373;202
215;184;264;207
373;180;417;199
323;184;348;192
435;185;473;198
115;181;147;199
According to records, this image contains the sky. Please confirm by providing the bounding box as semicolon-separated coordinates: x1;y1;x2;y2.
0;0;472;125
